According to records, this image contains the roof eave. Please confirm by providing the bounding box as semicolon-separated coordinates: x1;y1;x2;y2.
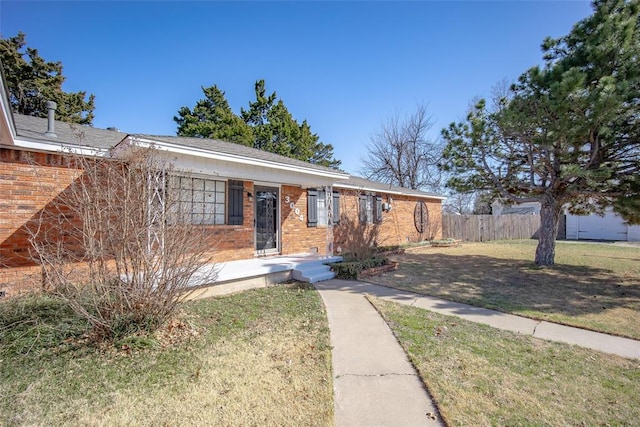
122;136;349;180
334;182;447;200
10;135;113;157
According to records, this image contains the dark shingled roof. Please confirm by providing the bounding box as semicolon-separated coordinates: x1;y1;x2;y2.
133;134;344;175
11;113;442;200
335;175;445;199
501;206;539;215
11;114;345;175
14;114;127;150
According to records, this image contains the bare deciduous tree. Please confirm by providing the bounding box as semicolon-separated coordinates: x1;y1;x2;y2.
28;146;217;340
442;192;476;215
361;103;444;192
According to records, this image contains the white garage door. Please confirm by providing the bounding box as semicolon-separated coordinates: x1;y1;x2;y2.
577;212;628;241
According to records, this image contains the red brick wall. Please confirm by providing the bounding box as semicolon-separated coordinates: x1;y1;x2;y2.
280;185;331;256
0;149;260;297
334;190;442;252
0;149;79;265
1;146;442;296
202;181;255;262
377;194;443;244
0;149;80;296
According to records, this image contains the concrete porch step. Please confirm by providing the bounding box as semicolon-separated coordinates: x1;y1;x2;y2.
292;256;343;284
292;266;334;283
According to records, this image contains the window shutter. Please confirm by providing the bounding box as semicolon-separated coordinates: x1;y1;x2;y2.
308;189;318;227
375;196;383;223
332;191;340;225
228;180;244;225
359;194;367;224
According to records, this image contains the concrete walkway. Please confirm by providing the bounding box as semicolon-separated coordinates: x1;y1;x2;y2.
315;280;445;426
343;280;640;360
315;279;640;426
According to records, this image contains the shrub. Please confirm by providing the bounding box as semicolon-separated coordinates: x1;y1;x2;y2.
28;146;217;342
330;255;388;280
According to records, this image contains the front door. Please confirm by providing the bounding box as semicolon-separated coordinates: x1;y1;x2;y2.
255;186;279;254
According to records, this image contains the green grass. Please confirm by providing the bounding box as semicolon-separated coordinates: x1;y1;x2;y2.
370;297;640;426
367;240;640;339
0;284;333;426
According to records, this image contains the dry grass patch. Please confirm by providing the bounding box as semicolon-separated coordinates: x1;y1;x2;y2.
367;240;640;339
370;297;640;426
1;284;332;426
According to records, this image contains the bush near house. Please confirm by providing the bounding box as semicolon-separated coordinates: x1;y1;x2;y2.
26;147;217;342
329;255;389;280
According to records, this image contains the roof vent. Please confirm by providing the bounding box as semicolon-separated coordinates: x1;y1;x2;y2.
106;127;119;132
44;101;57;138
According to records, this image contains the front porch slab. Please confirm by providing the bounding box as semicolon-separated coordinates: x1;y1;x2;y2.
182;253;343;300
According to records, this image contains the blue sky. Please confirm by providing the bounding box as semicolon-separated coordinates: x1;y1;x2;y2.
1;1;592;174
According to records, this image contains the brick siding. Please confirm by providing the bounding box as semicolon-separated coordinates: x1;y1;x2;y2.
334;190;442;252
1;147;443;297
0;149;81;295
281;185;331;256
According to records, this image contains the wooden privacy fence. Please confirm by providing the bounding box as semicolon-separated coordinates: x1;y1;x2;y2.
442;214;542;242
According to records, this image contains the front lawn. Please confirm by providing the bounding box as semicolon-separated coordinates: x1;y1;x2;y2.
0;284;333;426
370;297;640;426
367;240;640;339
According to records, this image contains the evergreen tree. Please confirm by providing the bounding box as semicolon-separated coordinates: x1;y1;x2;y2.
241;80;341;168
441;0;640;266
177;79;341;168
0;32;95;125
174;85;253;146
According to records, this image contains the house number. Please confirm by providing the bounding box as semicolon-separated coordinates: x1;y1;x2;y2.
284;195;302;220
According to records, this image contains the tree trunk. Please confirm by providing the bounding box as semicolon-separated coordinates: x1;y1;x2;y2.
535;197;562;266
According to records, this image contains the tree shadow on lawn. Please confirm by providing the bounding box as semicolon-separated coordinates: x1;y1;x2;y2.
369;252;640;322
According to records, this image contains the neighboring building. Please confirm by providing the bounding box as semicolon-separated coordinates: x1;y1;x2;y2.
491;199;639;242
0;76;444;297
565;209;640;242
491;200;541;215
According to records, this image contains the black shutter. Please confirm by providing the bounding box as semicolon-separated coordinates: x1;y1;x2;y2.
375;196;383;223
228;180;244;225
332;191;340;225
359;194;367;224
308;189;318;227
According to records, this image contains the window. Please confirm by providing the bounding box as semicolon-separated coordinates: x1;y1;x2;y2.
317;190;328;226
170;176;226;225
359;194;383;224
308;188;340;227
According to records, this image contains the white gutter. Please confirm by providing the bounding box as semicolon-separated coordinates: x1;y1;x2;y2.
11;136;111;157
334;182;447;200
126;136;349;180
